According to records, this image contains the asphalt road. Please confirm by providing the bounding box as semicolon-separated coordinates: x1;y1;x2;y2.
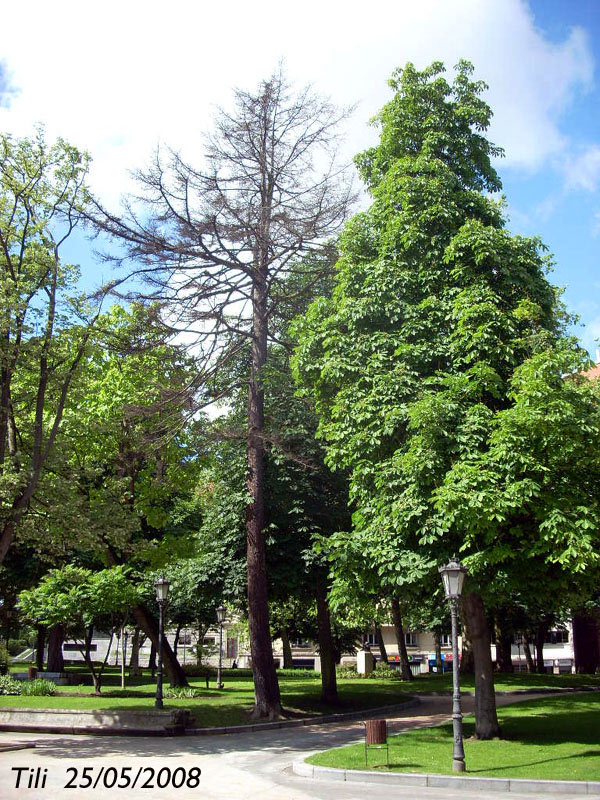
0;693;596;800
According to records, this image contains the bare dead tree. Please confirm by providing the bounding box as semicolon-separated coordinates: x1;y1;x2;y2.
90;69;355;718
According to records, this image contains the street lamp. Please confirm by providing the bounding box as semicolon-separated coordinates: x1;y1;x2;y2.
216;604;227;690
439;556;467;773
154;574;170;710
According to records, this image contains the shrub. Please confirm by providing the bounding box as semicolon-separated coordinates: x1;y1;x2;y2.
336;664;359;679
0;675;21;695
164;686;203;699
277;668;320;679
20;679;56;696
368;662;399;679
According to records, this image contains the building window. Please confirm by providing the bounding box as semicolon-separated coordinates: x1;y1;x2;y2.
226;637;238;658
63;643;97;652
179;633;192;645
404;632;418;647
440;633;451;647
291;637;310;648
364;633;377;647
203;637;216;646
545;629;569;645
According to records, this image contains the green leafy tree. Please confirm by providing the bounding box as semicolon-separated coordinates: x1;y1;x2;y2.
19;565;141;692
0;129;106;564
292;61;600;738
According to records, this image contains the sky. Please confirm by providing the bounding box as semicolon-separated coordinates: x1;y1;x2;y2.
0;0;599;352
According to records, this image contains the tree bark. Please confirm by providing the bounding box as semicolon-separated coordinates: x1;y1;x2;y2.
495;621;514;673
35;626;46;671
459;604;475;674
315;573;338;704
434;631;443;673
173;622;182;659
390;596;413;680
375;622;388;664
280;627;293;670
523;635;535;673
535;621;549;674
149;641;156;677
46;624;64;672
132;604;187;687
246;265;281;720
573;614;600;673
129;627;143;676
462;592;500;739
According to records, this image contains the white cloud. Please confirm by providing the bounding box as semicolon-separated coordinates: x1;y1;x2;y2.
564;146;600;192
0;0;594;206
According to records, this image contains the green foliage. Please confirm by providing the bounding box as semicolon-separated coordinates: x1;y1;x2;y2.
19;565;140;639
20;679;56;696
292;60;600;615
163;686;202;699
0;675;21;695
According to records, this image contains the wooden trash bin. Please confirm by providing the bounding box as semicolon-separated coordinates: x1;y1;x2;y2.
364;719;389;766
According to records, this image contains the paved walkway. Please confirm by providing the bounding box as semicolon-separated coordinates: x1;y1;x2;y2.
0;693;596;800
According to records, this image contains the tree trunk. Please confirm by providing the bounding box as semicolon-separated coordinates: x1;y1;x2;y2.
173;622;182;659
246;269;281;720
390;596;412;680
535;622;549;674
462;592;500;739
434;631;443;673
495;621;514;673
523;635;535;673
315;573;338;704
46;624;65;672
132;604;187;687
129;627;143;676
35;626;45;671
149;641;156;678
459;604;475;674
280;627;293;670
85;625;94;664
573;614;600;674
375;622;388;664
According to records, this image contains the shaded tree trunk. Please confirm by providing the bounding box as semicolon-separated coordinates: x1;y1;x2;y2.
535;621;549;674
375;622;388;664
523;635;535;673
246;272;281;720
132;605;186;686
495;621;514;673
315;573;338;704
173;622;182;659
84;625;94;664
390;596;412;681
149;641;156;678
433;631;443;673
35;626;45;671
572;615;600;674
280;627;293;670
129;627;143;676
46;624;64;672
459;604;475;674
462;592;500;739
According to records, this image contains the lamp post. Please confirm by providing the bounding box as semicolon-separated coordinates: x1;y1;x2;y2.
154;574;170;709
216;605;227;690
439;557;467;773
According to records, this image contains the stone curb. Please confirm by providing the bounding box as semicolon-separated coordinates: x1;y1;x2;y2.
293;761;600;795
0;742;36;752
0;698;420;738
186;698;421;736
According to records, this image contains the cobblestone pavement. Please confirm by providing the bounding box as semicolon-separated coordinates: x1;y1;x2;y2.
0;693;596;800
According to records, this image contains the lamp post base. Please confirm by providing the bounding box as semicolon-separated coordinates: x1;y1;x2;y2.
452;759;466;772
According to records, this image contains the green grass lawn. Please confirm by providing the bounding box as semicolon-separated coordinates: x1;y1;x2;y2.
0;673;413;728
307;692;600;781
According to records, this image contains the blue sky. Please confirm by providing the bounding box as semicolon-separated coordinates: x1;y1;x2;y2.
0;0;598;352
